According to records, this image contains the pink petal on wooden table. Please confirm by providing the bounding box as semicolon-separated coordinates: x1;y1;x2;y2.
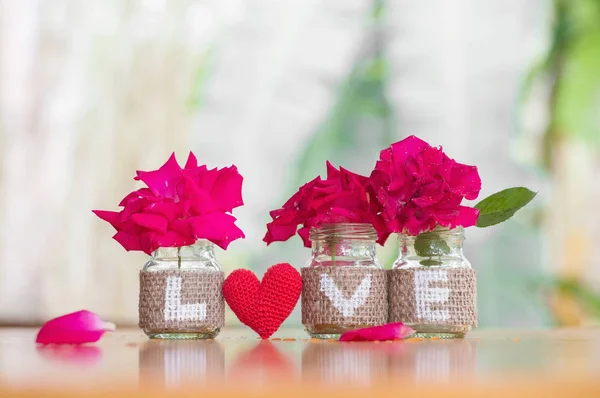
36;310;116;345
339;323;414;342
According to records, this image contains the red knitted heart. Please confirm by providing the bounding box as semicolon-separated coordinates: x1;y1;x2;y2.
223;263;302;339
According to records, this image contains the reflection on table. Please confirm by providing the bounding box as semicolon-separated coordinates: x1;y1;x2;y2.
390;339;477;382
302;341;389;385
139;340;224;388
1;328;600;396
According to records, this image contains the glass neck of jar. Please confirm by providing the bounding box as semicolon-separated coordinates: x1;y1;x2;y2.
398;227;465;258
310;223;378;257
152;240;216;261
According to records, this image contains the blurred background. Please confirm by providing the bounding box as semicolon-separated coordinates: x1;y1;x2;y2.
0;0;599;328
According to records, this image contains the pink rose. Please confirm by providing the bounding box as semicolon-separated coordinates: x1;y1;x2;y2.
371;136;481;235
94;153;244;255
264;162;389;247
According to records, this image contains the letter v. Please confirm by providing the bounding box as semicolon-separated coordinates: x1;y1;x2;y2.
319;273;372;317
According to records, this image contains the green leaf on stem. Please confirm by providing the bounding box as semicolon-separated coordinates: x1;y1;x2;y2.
420;259;443;266
414;232;451;258
475;187;537;228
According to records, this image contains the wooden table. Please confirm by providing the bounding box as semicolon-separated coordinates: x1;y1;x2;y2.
1;328;599;397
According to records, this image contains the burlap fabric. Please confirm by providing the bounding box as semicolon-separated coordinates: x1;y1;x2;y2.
388;268;477;327
139;270;224;332
302;267;388;326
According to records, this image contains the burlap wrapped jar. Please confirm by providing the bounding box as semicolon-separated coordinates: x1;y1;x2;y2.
301;223;388;339
138;240;225;339
388;227;477;339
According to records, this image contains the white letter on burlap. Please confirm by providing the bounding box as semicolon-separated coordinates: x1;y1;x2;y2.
414;270;450;322
164;276;207;322
320;274;372;317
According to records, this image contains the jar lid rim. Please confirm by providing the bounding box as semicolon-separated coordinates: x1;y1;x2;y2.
310;223;378;241
397;226;465;239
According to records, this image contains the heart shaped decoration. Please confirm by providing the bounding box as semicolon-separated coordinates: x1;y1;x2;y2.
223;263;302;339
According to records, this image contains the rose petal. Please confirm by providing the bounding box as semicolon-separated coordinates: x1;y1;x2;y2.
210;166;244;212
412;179;445;208
281;189;304;210
184;152;198;169
420;145;446;169
188;213;245;250
144;201;181;221
131;213;168;233
310;190;355;211
445;164;482;200
112;231;143;252
377;189;404;221
325;207;362;223
342;174;369;205
400;206;436;235
326;161;341;180
134;153;182;199
193;166;220;191
92;210;123;230
179;175;217;214
435;206;480;229
120;196;155;220
389;135;430;173
148;230;194;251
369;215;391;245
118;188;156;207
36;310;115;345
339;323;414;342
264;220;299;245
297;227;311;248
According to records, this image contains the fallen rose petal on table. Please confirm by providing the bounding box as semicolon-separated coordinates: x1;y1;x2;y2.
339;323;414;342
36;310;116;345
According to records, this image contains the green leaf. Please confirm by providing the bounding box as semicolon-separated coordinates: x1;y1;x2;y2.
475;187;537;228
414;232;451;258
419;259;443;267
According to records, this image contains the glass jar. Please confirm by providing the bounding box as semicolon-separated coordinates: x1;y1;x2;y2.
301;223;388;339
138;240;225;340
389;227;477;339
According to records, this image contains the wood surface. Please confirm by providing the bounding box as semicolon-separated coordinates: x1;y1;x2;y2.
1;327;599;397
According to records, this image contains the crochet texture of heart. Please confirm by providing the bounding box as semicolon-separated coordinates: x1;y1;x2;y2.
223;263;302;339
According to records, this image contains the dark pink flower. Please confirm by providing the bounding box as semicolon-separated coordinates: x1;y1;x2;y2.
371;136;481;235
264;162;389;247
94;153;244;254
